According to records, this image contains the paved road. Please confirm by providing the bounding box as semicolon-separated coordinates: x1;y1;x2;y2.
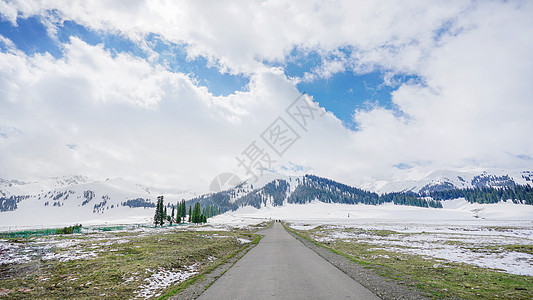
199;222;379;300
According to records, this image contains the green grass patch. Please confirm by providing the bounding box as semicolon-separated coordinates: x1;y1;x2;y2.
368;229;399;237
501;244;533;255
443;240;533;256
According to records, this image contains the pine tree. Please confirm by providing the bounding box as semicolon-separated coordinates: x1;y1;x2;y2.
188;206;192;222
191;203;198;223
176;201;182;223
159;196;165;226
170;205;175;225
157;199;161;225
154;195;165;226
181;200;186;218
154;197;161;226
192;203;203;223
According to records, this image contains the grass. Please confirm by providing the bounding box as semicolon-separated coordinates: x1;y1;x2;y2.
443;240;533;256
0;226;263;299
287;224;532;299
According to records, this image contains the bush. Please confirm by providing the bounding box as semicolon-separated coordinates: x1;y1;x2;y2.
56;224;82;234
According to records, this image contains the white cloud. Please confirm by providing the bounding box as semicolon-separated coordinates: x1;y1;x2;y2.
0;36;353;191
0;0;532;191
0;1;18;24
0;0;472;74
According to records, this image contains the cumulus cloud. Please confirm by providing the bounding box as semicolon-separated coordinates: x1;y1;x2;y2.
365;0;533;172
0;0;532;191
0;35;352;190
0;0;472;74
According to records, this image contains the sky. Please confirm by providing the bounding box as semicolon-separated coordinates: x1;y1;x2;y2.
0;0;532;193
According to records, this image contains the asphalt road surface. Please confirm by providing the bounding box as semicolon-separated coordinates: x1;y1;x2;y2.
198;222;379;299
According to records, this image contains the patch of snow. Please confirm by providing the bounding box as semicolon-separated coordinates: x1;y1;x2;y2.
53;240;82;248
41;249;98;262
236;238;251;244
382;244;532;276
99;238;130;246
134;264;198;299
0;241;32;265
290;224;320;230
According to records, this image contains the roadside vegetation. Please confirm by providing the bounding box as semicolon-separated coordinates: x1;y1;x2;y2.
0;223;266;299
288;225;532;299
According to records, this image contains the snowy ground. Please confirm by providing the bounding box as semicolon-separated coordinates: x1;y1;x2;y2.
292;224;532;276
0;223;255;299
0;206;155;232
212;198;533;224
2;198;532;278
0;225;168;267
0;218;261;270
210;199;533;276
133;264;199;299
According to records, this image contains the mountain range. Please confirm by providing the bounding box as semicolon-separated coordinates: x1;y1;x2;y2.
1;169;532;229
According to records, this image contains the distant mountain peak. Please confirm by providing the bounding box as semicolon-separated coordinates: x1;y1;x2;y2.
366;169;532;194
49;175;93;187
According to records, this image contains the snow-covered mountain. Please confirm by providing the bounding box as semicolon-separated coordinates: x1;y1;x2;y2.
1;169;531;229
0;176;195;229
362;169;532;194
188;169;533;212
189;174;426;212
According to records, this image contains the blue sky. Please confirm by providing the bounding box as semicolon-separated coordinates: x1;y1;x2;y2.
0;16;412;129
295;71;420;129
0;16;250;97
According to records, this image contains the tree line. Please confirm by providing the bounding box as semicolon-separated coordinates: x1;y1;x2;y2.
152;176;533;221
153;196;218;226
427;184;533;205
288;175;443;208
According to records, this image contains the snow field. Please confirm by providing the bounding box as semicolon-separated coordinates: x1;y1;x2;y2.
210;199;533;276
134;264;199;299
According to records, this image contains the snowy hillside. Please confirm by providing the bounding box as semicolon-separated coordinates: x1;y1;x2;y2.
187;170;533;223
0;176;194;230
1;169;532;230
363;169;533;194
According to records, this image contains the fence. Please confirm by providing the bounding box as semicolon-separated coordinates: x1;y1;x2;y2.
0;222;188;239
0;227;81;239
